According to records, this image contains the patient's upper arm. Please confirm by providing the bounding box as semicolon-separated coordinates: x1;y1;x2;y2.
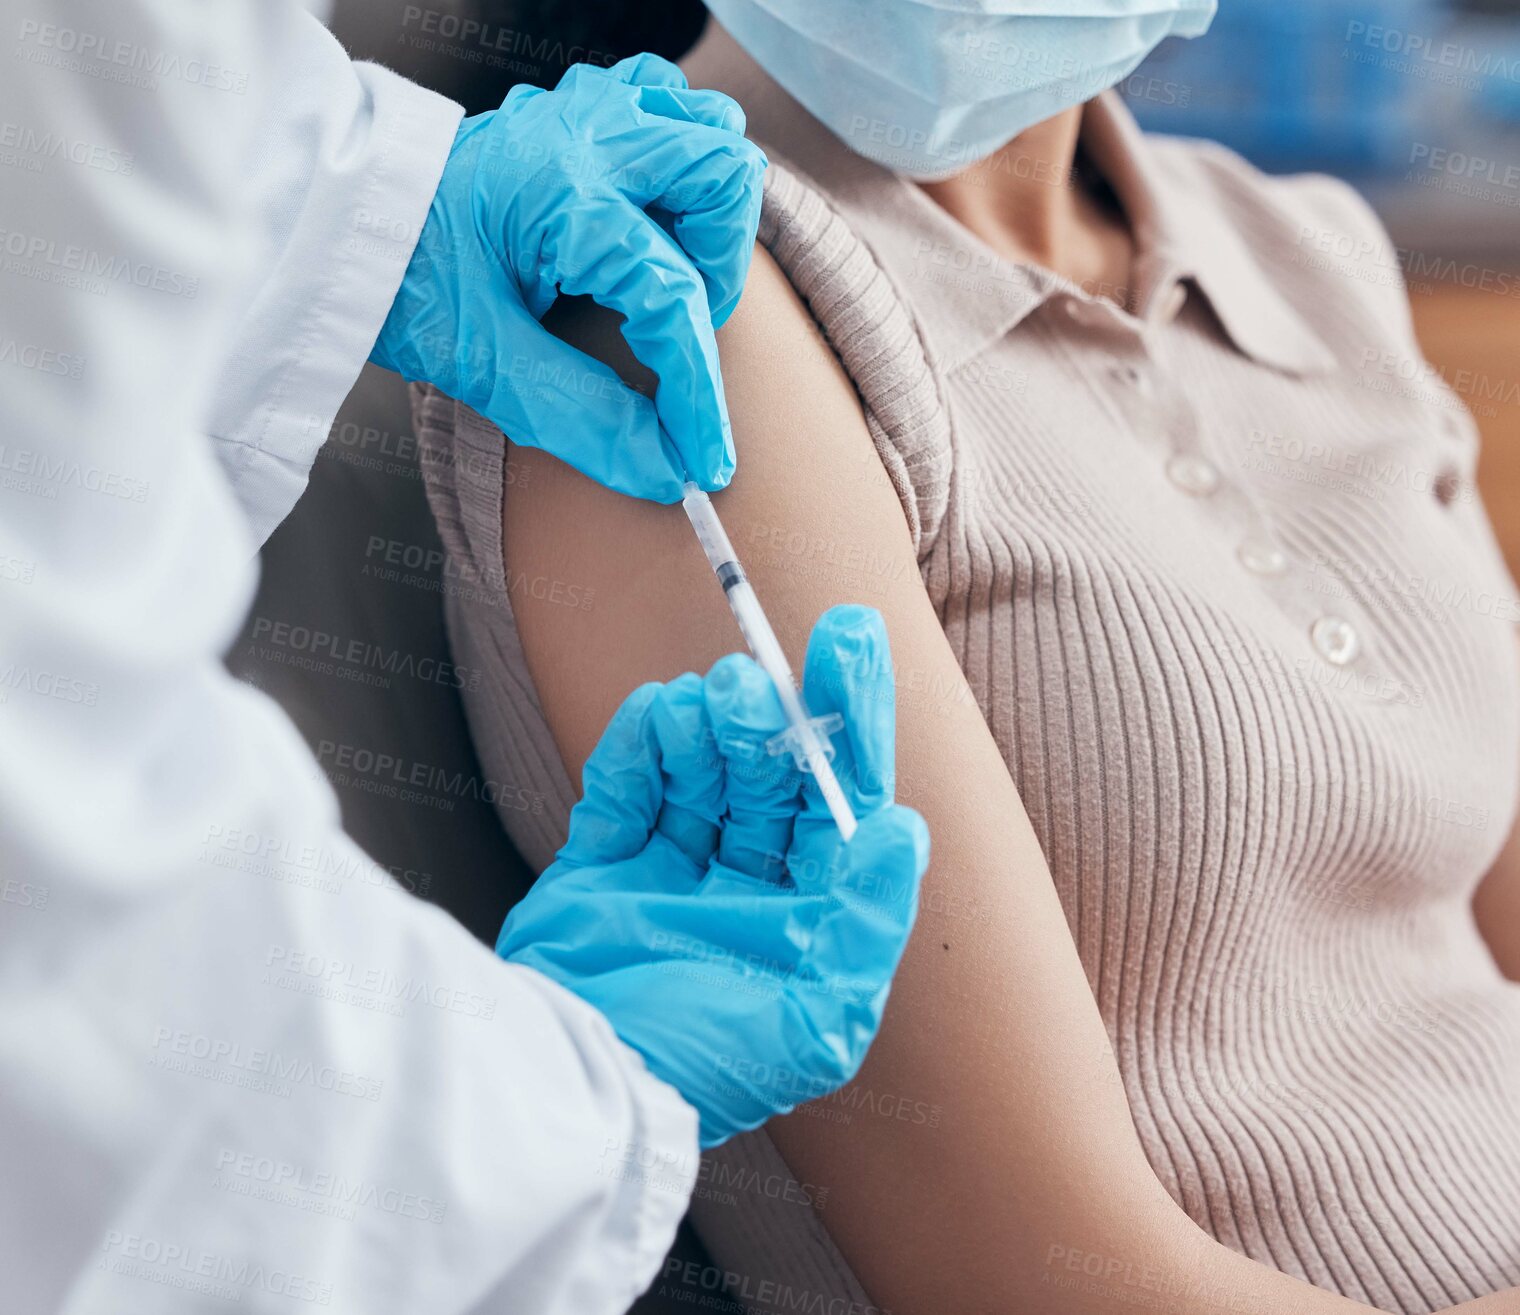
502;247;1190;1313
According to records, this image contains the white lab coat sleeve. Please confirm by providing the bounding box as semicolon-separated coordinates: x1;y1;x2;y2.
203;12;463;549
0;5;697;1314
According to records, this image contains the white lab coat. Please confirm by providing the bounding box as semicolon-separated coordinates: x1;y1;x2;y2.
0;3;698;1313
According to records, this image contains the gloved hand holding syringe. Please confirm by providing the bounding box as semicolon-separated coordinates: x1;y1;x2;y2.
682;482;860;841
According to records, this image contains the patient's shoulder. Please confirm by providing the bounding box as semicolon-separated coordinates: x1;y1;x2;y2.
545;240;846;391
542;239;882;488
507;243;916;773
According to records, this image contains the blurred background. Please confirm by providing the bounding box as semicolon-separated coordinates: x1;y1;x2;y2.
237;3;1520;1308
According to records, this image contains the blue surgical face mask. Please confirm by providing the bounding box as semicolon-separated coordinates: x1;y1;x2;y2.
705;0;1217;180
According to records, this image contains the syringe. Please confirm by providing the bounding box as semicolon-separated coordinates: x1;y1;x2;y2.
681;483;859;842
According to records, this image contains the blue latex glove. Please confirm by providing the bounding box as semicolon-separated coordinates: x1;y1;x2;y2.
370;54;766;502
497;606;930;1147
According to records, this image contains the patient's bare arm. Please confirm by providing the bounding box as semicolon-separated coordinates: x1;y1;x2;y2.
501;247;1510;1315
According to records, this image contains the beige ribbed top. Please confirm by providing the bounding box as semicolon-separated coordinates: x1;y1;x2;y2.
414;22;1520;1314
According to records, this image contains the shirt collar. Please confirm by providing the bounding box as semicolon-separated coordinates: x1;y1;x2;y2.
1080;93;1339;379
875;93;1341;377
688;20;1338;378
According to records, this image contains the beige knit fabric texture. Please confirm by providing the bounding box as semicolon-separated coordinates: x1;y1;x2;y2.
414;25;1520;1314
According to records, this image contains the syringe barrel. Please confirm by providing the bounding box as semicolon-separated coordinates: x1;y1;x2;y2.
681;484;739;578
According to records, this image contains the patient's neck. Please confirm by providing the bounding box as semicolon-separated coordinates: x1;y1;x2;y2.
917;104;1135;307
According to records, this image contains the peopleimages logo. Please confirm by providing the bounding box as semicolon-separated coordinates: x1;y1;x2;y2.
263;944;497;1020
1345;20;1520;85
201;823;432;898
0;337;85;377
313;740;546;816
148;1026;384;1102
247;617;479;691
0;662;98;706
0;225;199;296
397;5;617;70
213;1149;447;1224
0;120;133;174
0;442;147;501
99;1231;331;1306
1408;143;1520;191
15;21;249;94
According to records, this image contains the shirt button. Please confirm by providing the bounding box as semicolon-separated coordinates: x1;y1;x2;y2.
1311;616;1360;666
1113;363;1151;394
1166;454;1220;497
1158;284;1188;324
1238;539;1288;577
